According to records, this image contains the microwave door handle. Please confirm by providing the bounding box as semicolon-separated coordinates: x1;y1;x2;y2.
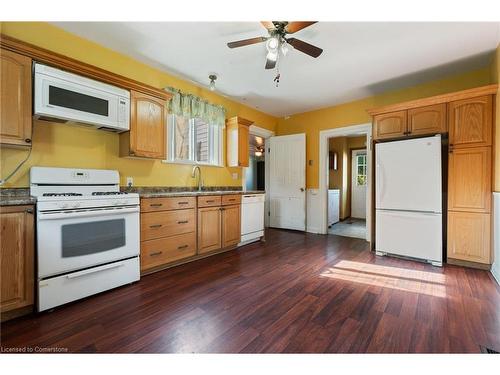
38;206;139;220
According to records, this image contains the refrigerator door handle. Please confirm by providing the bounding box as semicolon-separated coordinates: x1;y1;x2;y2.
376;162;386;205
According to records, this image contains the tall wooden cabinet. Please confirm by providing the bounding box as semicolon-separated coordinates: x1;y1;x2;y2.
120;90;167;159
447;96;493;265
0;205;34;321
369;85;497;268
0;49;33;147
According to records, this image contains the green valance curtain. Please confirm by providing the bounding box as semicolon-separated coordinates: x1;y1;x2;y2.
166;87;226;128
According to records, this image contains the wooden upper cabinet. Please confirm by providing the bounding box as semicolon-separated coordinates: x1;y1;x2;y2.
447;211;491;264
120;90;166;159
227;116;252;167
222;204;241;248
197;206;222;254
372;111;407;140
407;103;446;136
0;49;32;147
1;205;34;320
448;95;492;148
448;146;491;213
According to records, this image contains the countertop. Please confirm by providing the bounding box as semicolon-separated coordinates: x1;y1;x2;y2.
0;189;35;206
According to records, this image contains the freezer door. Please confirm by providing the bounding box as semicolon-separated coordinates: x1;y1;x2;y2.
376;210;442;263
376;135;442;212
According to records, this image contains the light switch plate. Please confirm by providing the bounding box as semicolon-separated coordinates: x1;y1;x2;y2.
126;177;134;187
232;173;238;180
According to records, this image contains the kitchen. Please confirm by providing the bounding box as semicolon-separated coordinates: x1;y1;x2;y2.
1;16;500;367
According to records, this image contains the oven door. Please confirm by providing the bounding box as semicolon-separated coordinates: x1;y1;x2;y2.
37;206;140;279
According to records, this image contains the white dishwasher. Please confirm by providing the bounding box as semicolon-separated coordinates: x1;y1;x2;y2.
239;193;265;245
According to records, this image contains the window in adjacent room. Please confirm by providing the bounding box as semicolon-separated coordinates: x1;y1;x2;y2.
356;153;367;186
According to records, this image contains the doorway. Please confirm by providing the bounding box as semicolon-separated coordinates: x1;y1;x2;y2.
319;123;372;242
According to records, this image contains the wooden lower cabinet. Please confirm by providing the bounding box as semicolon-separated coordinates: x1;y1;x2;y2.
222;205;241;248
197;206;222;254
0;205;34;321
141;233;196;270
447;211;491;264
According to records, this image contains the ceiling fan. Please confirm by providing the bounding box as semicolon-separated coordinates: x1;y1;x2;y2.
227;21;323;70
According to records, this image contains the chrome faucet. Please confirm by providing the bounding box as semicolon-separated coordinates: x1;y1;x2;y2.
191;165;203;191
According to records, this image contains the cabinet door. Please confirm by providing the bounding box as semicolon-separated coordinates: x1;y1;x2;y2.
222;204;241;248
373;111;407;140
448;146;491;212
0;50;32;147
129;90;166;158
197;207;221;254
448;211;490;264
407;103;446;136
238;124;249;167
448;95;492;148
0;206;34;314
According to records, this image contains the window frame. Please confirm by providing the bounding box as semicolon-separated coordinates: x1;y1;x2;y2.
164;114;224;167
355;152;367;186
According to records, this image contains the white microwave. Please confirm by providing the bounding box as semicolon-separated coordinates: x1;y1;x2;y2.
34;63;130;132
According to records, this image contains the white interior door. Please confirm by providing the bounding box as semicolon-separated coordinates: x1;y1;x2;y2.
269;133;306;231
351;149;367;219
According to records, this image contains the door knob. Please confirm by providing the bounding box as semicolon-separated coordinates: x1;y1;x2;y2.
300;188;305;192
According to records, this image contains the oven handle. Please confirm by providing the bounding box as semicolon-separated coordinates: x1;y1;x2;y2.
66;261;125;279
38;206;140;220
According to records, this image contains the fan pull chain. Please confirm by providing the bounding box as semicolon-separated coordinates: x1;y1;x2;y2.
274;67;280;87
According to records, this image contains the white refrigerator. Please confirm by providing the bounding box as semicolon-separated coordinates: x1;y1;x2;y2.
375;134;442;266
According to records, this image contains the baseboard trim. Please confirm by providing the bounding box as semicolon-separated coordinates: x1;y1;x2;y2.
491;268;500;286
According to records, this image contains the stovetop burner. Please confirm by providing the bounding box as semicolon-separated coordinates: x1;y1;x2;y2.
42;193;83;197
91;191;129;196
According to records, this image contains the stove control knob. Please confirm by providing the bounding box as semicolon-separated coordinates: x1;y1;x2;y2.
114;201;121;206
72;203;81;208
61;203;69;209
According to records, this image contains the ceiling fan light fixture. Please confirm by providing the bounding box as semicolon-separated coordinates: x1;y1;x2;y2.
266;36;279;52
266;50;278;62
208;74;217;91
281;41;289;56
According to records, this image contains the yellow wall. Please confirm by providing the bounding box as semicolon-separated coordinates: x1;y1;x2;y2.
0;22;278;188
328;136;366;218
491;43;500;191
277;68;493;188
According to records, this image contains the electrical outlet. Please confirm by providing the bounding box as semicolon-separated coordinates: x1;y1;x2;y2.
232;172;238;180
126;177;134;187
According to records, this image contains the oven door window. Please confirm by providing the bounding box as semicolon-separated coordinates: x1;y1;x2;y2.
61;219;125;257
49;85;109;116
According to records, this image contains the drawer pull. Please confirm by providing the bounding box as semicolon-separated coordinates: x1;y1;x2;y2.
150;203;163;207
206;200;215;203
228;198;236;201
178;201;189;205
177;220;189;224
150;251;163;256
177;245;189;250
149;224;163;228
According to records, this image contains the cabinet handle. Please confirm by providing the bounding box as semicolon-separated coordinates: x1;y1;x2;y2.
149;224;162;228
25;138;32;143
26;208;34;214
177;245;189;250
150;203;163;207
178;201;189;205
206;200;215;203
177;220;189;224
150;251;163;256
228;198;236;201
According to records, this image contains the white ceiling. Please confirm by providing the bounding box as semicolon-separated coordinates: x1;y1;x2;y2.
52;22;500;117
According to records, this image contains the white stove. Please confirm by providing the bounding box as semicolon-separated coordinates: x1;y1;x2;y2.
30;167;140;311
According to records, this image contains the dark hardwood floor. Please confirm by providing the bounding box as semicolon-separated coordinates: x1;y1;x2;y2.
1;229;500;353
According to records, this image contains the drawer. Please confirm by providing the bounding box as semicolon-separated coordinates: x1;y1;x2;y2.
141;197;196;212
141;209;195;241
198;195;222;208
222;194;241;206
141;233;196;270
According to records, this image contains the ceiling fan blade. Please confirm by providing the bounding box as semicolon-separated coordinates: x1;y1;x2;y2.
287;38;323;58
227;37;267;49
265;57;276;70
260;21;276;30
285;21;317;34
